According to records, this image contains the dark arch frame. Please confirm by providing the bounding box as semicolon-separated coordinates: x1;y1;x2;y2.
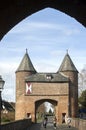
0;0;86;40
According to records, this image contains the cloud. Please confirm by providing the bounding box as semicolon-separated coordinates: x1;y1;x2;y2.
2;88;15;102
0;61;17;102
7;18;80;38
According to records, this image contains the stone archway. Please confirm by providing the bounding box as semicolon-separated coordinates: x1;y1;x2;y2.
35;99;58;122
0;0;86;40
1;2;83;120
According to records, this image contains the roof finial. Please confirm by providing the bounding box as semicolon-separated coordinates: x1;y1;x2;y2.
26;48;28;54
66;49;68;54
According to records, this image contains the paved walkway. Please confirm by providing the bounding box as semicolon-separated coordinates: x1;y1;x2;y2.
27;122;78;130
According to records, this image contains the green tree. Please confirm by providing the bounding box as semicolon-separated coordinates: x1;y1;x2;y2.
78;67;86;95
49;108;53;114
37;103;46;113
78;89;86;108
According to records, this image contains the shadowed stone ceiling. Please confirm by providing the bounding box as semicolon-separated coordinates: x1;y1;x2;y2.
0;0;86;40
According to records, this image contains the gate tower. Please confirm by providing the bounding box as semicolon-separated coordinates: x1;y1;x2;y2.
15;50;78;123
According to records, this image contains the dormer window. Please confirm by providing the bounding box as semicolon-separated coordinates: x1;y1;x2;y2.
46;74;53;80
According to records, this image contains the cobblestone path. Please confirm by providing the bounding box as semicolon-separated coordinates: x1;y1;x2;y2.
27;122;78;130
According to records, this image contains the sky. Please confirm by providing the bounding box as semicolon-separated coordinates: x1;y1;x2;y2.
0;8;86;102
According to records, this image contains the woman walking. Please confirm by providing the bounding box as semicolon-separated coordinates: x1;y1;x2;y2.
43;115;48;128
53;116;57;129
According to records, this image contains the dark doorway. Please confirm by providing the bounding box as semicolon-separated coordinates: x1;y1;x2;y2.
62;113;66;123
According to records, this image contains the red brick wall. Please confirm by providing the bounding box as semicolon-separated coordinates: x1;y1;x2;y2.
15;70;78;123
16;75;69;123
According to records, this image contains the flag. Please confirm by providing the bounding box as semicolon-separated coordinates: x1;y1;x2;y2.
26;82;32;94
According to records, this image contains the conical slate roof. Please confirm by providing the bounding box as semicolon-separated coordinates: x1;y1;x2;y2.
16;50;36;73
58;53;78;72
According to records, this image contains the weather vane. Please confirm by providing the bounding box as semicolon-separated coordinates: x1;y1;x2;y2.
26;48;28;53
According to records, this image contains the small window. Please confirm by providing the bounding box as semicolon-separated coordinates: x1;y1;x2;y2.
46;74;53;80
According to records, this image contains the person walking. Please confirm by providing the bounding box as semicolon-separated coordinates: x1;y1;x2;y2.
67;116;71;128
43;115;48;128
53;116;57;129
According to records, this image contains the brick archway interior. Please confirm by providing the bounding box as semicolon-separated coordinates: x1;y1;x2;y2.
35;99;58;110
35;99;58;122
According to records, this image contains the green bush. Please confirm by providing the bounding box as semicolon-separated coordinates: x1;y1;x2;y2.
1;111;15;124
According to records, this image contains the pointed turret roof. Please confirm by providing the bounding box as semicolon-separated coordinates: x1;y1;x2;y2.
58;52;78;72
16;49;36;73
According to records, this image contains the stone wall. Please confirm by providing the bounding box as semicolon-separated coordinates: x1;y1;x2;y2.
30;82;69;95
71;118;86;130
1;119;31;130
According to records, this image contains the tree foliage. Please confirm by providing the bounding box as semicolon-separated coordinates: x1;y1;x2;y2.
78;66;86;95
49;108;53;114
78;89;86;108
37;103;46;113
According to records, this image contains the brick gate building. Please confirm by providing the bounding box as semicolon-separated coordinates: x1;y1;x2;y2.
15;50;78;124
